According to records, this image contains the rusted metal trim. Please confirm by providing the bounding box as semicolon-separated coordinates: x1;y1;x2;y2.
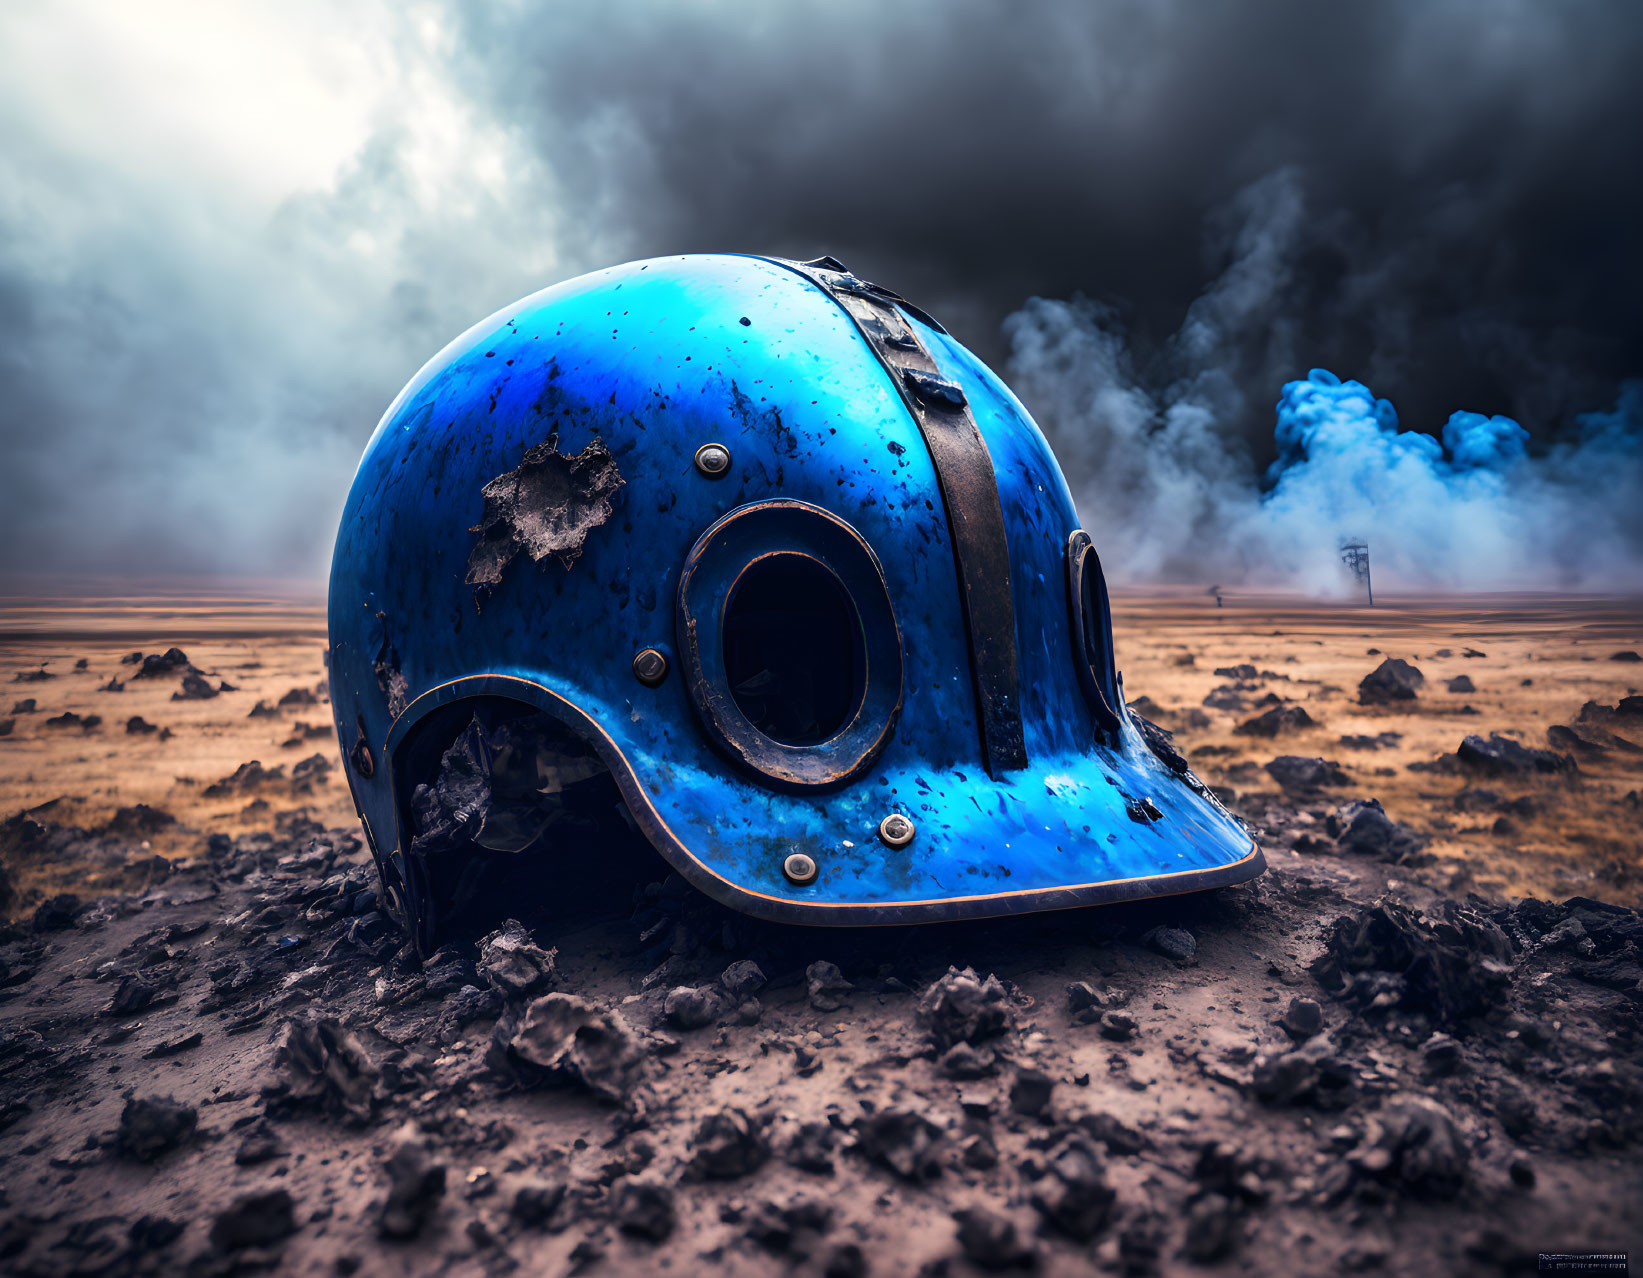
381;673;1264;929
1065;530;1123;738
759;255;1028;778
675;498;904;789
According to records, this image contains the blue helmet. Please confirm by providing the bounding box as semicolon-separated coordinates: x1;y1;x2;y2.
328;254;1262;953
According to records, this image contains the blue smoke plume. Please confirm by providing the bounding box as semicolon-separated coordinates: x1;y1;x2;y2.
1004;173;1643;594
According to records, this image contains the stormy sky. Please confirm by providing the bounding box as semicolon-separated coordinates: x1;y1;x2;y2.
2;0;1640;590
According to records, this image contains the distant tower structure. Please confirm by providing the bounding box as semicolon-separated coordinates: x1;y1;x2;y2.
1340;542;1373;605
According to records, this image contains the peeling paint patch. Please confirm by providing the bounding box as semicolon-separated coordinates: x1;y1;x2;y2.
373;613;409;720
465;434;624;608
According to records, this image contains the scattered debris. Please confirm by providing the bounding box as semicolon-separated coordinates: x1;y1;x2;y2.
1030;1137;1115;1240
477;919;558;1000
488;993;646;1104
806;960;853;1011
1309;900;1513;1026
917;966;1014;1049
854;1109;944;1183
273;1017;380;1123
1325;798;1426;862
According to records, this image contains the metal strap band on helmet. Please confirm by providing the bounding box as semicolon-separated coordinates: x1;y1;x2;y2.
763;256;1028;776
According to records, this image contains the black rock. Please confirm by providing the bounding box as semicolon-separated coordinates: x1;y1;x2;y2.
487;993;646;1104
1278;997;1324;1040
32;893;82;932
1611;650;1643;662
719;959;766;1002
235;1122;286;1165
612;1177;676;1241
664;984;729;1030
1447;675;1476;693
106;973;163;1017
1454;733;1575;776
1252;1039;1356;1108
1265;755;1350;792
854;1108;944;1182
125;715;159;735
133;648;193;679
954;1206;1034;1271
1181;1193;1239;1262
782;1120;836;1175
1326;797;1424;861
379;1141;446;1239
1310;900;1514;1026
687;1107;770;1179
938;1041;998;1078
1366;1098;1469;1198
128;1216;184;1251
117;1095;197;1162
1421;1034;1464;1078
1030;1137;1115;1240
172;671;219;701
806;960;853;1011
510;1181;567;1229
917;966;1014;1049
274;1017;379;1123
1009;1066;1055;1116
744;1197;832;1253
1358;658;1424;705
210;1189;296;1251
1142;925;1197;962
823;1241;870;1278
1234;705;1315;737
477;919;557;1000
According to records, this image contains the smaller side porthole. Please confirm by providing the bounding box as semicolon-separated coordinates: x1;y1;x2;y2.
1065;529;1122;738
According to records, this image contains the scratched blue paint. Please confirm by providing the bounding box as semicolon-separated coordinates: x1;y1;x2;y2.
328;254;1260;923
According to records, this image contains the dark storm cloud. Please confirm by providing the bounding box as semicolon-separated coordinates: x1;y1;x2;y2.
1;0;1640;586
450;0;1643;447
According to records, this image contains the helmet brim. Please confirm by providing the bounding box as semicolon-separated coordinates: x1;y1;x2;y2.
384;674;1263;929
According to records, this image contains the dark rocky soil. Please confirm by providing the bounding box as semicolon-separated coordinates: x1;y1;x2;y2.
2;796;1640;1277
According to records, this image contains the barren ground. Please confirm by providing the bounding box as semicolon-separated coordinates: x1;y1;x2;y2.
1;587;1640;1277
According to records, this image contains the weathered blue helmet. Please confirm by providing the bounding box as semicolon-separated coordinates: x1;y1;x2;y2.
328;254;1262;953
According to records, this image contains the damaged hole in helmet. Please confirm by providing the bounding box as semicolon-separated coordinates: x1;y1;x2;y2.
723;555;864;746
396;698;660;948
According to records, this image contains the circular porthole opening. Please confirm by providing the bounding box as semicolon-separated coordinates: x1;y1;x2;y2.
677;499;904;790
1066;529;1122;736
723;554;864;746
